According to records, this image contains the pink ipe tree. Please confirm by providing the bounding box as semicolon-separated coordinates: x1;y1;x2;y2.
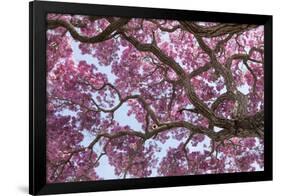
46;14;264;183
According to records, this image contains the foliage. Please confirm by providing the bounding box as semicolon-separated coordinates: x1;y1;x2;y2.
46;14;264;182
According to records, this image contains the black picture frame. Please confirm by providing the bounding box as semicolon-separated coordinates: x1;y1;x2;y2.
29;1;273;195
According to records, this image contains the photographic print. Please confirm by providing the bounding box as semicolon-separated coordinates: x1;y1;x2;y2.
46;14;265;183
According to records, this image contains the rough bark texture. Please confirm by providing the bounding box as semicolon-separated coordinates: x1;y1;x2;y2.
46;15;264;182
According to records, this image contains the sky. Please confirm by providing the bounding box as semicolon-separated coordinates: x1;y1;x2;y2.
54;30;260;180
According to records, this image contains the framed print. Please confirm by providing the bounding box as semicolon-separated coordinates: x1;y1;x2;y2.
29;1;273;195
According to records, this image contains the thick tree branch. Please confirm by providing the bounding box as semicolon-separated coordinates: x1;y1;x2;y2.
49;18;264;151
179;21;257;38
47;18;130;43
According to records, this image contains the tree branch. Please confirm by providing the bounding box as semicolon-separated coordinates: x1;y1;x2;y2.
179;21;257;38
47;18;130;43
